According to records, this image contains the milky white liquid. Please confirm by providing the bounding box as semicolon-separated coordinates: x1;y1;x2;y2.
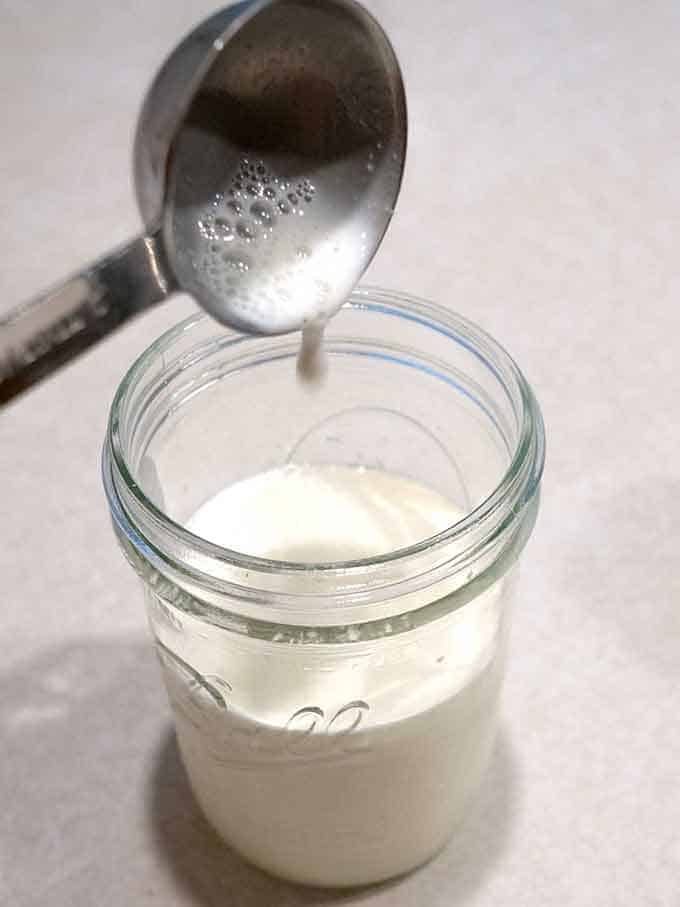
185;155;370;336
296;320;327;385
159;466;506;887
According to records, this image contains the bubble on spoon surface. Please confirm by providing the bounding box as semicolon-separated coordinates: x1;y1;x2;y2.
236;221;257;242
250;201;275;226
214;217;234;240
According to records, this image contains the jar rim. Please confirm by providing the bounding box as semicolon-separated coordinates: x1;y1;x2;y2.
103;287;544;627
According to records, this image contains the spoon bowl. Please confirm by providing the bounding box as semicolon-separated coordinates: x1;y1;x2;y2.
141;0;406;333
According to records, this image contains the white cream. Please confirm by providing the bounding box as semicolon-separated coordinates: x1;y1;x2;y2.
159;465;505;887
296;320;327;386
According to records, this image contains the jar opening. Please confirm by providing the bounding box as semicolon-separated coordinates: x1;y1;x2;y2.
103;288;544;627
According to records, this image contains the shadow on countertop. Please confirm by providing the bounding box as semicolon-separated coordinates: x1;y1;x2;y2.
149;725;520;906
0;636;519;907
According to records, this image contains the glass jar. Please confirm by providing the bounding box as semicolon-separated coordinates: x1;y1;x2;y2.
102;288;544;888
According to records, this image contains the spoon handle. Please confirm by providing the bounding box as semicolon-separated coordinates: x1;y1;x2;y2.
0;233;174;406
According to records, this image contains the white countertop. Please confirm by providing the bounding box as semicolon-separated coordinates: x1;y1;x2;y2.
1;2;679;905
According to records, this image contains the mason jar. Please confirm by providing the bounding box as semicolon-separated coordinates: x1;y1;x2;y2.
102;288;544;887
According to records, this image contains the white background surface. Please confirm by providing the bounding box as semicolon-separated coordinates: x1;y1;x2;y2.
1;1;679;904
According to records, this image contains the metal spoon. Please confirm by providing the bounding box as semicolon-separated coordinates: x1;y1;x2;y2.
0;0;406;405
